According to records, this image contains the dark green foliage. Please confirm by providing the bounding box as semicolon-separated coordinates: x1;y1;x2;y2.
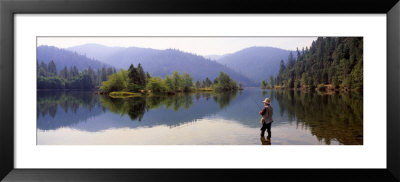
261;80;269;89
99;64;239;94
67;74;94;89
269;75;275;88
59;66;69;79
195;80;201;88
213;72;238;91
37;61;115;90
37;76;65;89
260;77;275;89
276;37;363;90
47;60;57;76
38;62;48;77
128;63;148;90
200;77;212;88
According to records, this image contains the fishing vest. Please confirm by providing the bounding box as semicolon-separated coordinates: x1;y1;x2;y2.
261;105;273;124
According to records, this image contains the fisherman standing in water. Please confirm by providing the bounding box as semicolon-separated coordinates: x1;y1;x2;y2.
259;98;273;139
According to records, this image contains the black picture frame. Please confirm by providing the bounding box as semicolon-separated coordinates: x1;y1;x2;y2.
1;0;399;181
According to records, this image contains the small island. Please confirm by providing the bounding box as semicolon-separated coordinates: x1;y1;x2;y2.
99;63;243;98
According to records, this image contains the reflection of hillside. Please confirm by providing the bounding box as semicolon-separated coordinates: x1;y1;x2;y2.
70;93;229;132
37;91;240;132
98;93;225;128
37;91;105;130
274;90;363;145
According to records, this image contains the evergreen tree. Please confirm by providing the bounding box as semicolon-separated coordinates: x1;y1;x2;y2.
59;66;69;79
38;62;48;77
204;77;212;87
195;80;201;88
269;75;275;88
276;37;363;91
47;60;57;76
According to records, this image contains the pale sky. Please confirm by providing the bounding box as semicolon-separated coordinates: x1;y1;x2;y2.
37;37;317;56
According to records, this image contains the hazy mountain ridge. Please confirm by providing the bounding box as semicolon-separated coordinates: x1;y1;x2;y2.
37;45;107;71
41;44;296;86
216;46;293;82
67;44;255;85
67;43;125;61
203;54;224;61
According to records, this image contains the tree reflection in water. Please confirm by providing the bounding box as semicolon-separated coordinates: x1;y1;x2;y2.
99;92;237;122
273;90;363;145
37;91;104;130
37;89;363;145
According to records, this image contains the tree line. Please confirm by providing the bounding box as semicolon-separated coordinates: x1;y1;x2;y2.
100;63;241;94
37;60;116;89
263;37;363;91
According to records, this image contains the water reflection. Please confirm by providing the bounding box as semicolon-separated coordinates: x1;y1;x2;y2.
37;91;104;130
37;91;237;131
273;90;363;145
37;88;363;145
260;137;271;145
213;91;237;109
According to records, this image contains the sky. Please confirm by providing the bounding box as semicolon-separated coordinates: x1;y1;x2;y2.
37;37;317;56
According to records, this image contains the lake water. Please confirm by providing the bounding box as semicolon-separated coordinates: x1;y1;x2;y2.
37;88;363;145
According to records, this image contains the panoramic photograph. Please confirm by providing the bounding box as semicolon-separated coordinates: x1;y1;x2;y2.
36;37;363;145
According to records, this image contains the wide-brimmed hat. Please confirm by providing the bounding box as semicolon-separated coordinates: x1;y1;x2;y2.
262;98;271;104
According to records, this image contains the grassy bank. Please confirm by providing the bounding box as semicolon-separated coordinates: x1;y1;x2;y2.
194;88;214;92
109;91;143;98
102;86;241;99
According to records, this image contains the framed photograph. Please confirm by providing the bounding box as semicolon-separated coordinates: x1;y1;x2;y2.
1;0;399;181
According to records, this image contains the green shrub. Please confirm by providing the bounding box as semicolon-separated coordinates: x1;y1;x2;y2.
100;70;129;93
146;77;169;93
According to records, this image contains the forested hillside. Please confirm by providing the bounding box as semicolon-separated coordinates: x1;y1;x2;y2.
37;46;106;71
37;60;116;89
275;37;363;91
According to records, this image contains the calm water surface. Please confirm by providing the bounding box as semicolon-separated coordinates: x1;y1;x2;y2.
37;88;363;145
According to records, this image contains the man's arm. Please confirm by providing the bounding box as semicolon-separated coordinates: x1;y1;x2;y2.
259;107;267;115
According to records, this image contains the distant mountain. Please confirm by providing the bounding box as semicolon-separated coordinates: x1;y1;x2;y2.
68;44;255;86
216;47;293;82
67;43;125;61
37;46;106;71
203;54;224;61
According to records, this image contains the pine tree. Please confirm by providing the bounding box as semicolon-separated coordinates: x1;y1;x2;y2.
269;75;274;88
47;60;57;76
59;66;69;79
276;37;363;90
38;62;48;77
195;80;201;88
